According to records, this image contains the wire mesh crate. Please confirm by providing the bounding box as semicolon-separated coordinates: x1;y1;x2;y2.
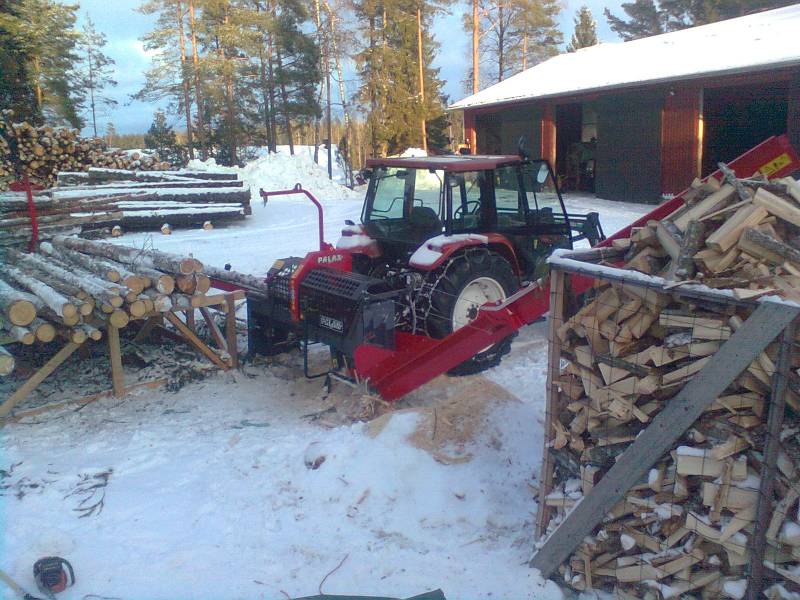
530;246;800;599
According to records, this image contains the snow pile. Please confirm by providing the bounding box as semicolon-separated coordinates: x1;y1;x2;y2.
241;144;350;185
187;150;360;203
399;147;428;157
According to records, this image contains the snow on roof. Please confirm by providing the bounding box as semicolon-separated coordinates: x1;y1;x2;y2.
450;5;800;110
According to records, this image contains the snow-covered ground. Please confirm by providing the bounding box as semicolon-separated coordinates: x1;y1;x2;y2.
0;156;652;600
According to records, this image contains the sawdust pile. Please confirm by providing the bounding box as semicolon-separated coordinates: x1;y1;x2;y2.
365;375;519;464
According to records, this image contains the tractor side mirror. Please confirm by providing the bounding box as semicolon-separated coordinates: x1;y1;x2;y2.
537;163;549;184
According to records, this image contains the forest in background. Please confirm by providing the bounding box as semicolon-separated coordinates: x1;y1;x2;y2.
0;0;796;172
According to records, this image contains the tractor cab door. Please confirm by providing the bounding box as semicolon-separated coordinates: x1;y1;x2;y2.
508;161;573;279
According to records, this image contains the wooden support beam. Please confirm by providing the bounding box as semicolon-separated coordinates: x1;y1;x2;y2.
746;320;795;600
200;307;227;351
225;293;238;369
530;301;799;578
164;311;228;370
0;341;81;420
107;325;125;398
535;268;567;538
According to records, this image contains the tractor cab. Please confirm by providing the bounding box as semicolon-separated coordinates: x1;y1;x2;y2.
357;155;601;279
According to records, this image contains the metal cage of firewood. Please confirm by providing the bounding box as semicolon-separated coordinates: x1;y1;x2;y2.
530;246;800;600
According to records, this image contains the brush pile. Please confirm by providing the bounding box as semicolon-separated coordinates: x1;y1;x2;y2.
0;110;171;190
0;169;250;245
0;236;218;377
540;168;800;598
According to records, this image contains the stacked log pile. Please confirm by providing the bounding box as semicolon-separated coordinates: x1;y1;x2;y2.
0;110;171;190
0;236;220;377
0;171;249;245
542;168;800;598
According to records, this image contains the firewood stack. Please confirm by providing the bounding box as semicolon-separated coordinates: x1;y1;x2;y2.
611;168;800;300
0;109;172;190
0;236;220;376
540;168;800;598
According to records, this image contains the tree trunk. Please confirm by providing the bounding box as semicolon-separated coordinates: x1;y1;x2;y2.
188;0;206;159
368;12;378;157
498;3;505;82
88;46;98;137
416;6;427;153
275;47;295;156
265;18;278;153
176;0;195;160
472;0;479;94
522;27;528;71
324;0;353;184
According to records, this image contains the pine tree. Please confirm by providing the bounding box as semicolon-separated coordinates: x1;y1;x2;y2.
0;0;84;126
0;0;36;118
604;0;664;41
105;121;117;146
354;0;449;155
463;0;562;85
566;5;598;52
136;0;196;158
605;0;795;41
513;0;562;71
79;16;117;137
144;109;184;164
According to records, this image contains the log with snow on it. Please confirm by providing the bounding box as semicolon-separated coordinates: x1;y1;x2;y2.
118;205;245;231
0;264;78;319
113;201;244;211
0;211;122;231
52;186;250;209
56;178;244;191
203;263;269;296
83;168;190;184
0;277;41;326
0;224;82;247
52;235;202;275
83;167;239;184
38;241;146;293
0;192;55;210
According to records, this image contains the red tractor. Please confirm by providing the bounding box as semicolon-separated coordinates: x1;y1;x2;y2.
215;136;799;401
245;154;603;386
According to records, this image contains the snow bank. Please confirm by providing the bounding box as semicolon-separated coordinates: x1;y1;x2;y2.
187;150;360;203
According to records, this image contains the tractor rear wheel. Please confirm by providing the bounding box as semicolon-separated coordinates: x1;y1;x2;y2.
424;249;519;375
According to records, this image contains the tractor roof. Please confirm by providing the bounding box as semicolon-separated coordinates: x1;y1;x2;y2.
365;154;523;172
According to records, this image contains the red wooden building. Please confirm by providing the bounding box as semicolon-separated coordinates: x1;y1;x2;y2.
451;5;800;202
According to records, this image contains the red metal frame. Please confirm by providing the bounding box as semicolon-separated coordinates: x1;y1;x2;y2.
260;184;330;252
9;175;44;252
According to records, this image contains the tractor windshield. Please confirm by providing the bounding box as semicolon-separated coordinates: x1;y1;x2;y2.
363;166;445;243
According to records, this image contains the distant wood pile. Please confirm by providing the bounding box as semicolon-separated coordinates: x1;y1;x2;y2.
0;109;171;190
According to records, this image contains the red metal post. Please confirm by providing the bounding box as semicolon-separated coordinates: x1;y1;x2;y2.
259;184;327;251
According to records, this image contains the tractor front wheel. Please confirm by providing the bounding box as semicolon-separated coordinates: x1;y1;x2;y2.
425;249;519;375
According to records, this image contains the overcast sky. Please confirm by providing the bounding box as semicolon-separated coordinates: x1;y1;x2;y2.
69;0;625;135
